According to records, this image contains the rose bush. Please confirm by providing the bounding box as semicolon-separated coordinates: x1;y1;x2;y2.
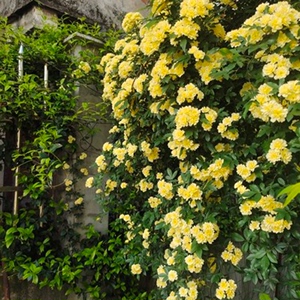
92;1;300;299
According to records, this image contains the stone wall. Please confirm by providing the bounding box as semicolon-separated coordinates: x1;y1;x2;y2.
0;0;149;27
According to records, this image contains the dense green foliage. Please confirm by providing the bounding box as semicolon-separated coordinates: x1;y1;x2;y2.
0;17;146;299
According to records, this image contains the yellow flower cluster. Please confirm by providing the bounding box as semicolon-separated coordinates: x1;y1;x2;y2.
188;45;205;61
163;209;196;251
195;51;223;84
142;165;152;177
112;147;127;162
79;61;91;73
171;18;200;41
178;183;203;208
148;76;163;98
168;128;199;160
266;138;292;164
217;113;240;141
185;253;204;273
200;106;218;131
227;2;300;47
191;222;219;244
260;214;292;233
175;106;201;129
221;241;243;266
94;1;300;298
140;20;171;56
63;162;70;170
119;214;133;227
141;141;160;162
121;39;140;56
151;0;171;16
95;154;107;171
104;179;117;195
190;158;232;189
80;167;88;176
102;142;113;152
158;179;174;200
133;73;148;94
68;135;76;143
148;52;186;98
126;143;138;157
121;12;143;33
138;179;154;192
212;23;226;40
118;60;134;79
215;143;232;153
279;80;300;103
250;82;288;123
240;195;283;216
141;228;150;249
176;83;204;104
85;177;94;188
151;53;172;80
179;0;214;19
262;54;291;80
157;267;198;297
64;178;73;192
150;100;175;115
120;214;136;243
148;196;162;208
234;180;249;195
236;160;258;183
240;195;292;233
215;279;237;299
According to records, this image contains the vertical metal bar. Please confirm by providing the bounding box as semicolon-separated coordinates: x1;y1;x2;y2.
13;44;24;215
39;62;49;226
18;44;24;79
44;63;48;89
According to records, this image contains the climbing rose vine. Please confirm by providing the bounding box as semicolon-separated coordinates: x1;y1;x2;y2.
92;1;300;299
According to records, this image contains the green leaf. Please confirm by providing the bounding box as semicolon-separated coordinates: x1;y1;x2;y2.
180;38;187;52
278;182;300;206
259;293;271;300
232;232;244;242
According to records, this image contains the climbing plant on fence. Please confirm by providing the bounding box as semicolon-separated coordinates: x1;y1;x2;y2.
92;1;300;299
0;17;146;300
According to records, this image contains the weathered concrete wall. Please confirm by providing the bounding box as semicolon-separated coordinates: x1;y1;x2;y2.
0;0;149;27
0;0;32;18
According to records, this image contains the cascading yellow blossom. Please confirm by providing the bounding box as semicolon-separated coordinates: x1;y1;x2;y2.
176;83;204;104
158;179;174;200
221;241;243;266
140;20;171;56
171;18;200;40
122;12;143;33
216;279;237;299
175;106;201;128
179;0;214;19
266;138;292;164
